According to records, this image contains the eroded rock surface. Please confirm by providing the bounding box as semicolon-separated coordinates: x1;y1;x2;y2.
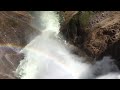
60;11;120;63
84;12;120;58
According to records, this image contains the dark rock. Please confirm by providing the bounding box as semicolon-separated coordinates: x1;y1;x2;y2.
60;11;120;64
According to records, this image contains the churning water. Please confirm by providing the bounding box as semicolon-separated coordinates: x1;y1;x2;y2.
16;11;120;79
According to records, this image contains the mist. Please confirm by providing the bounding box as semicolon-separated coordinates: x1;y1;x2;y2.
15;11;120;79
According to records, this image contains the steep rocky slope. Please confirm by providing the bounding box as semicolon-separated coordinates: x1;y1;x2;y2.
60;11;120;65
0;11;39;79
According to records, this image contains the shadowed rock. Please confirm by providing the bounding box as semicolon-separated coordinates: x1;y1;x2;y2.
60;11;120;63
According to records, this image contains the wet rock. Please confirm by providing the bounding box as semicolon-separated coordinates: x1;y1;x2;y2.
60;11;120;62
84;12;120;58
0;47;24;79
0;11;39;79
0;11;39;47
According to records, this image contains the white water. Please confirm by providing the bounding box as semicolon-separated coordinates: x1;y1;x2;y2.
16;11;120;79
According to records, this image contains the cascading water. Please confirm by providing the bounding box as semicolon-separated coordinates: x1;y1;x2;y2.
16;11;120;79
16;11;92;79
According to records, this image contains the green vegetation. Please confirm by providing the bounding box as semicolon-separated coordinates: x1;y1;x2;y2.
79;11;94;28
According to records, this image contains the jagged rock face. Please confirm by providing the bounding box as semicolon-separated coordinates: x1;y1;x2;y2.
84;12;120;58
60;11;120;61
60;12;87;47
59;11;79;25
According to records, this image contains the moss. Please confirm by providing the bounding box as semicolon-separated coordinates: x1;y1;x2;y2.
79;11;94;28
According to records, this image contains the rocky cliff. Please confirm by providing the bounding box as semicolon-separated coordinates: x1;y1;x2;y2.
60;11;120;66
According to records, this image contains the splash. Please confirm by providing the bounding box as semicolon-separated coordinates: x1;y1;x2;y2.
16;11;120;79
15;11;92;79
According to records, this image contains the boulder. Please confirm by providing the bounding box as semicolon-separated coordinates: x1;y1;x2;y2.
60;11;120;61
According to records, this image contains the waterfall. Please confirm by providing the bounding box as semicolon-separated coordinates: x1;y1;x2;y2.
16;11;120;79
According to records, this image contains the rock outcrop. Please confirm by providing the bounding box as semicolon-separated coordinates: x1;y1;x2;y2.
60;11;120;63
0;11;39;79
